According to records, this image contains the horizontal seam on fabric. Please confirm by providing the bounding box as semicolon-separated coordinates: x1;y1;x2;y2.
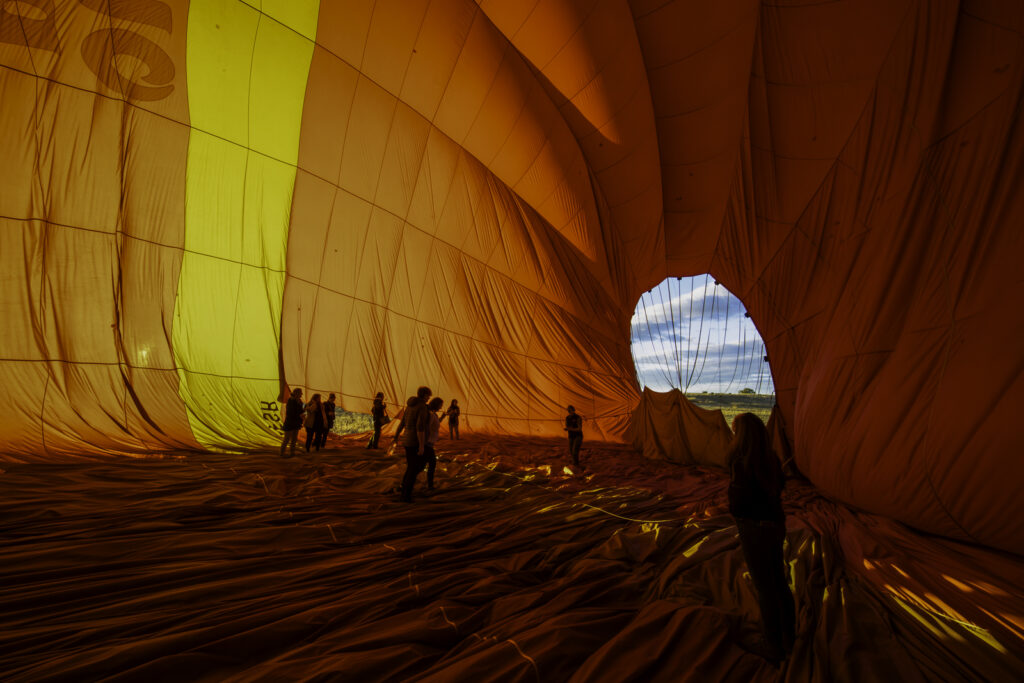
643;16;753;74
741;139;862;170
753;74;876;88
2;215;626;371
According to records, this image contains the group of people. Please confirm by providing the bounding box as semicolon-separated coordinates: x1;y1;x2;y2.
279;386;791;660
387;396;585;503
562;409;792;661
367;393;461;451
280;385;582;477
557;407;794;660
280;389;336;457
389;386;462;503
278;389;461;461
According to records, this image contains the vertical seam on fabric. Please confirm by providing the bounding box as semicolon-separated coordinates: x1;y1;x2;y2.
533;0;603;77
733;1;918;305
506;0;542;42
692;280;717;388
455;45;510;151
102;0;135;445
910;4;1024;540
354;0;378;73
301;20;357;394
372;1;435;396
321;143;361;397
637;291;667;388
647;287;675;387
667;278;680;386
40;371;51;456
719;287;730;389
13;5;52;455
335;83;380;397
427;4;481;124
103;0;128;98
174;1;191;445
222;7;263;445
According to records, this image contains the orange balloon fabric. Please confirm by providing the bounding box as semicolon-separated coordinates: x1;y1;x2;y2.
0;1;1021;553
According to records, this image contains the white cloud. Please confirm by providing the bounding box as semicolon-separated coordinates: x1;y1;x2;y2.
631;277;774;394
631;279;743;327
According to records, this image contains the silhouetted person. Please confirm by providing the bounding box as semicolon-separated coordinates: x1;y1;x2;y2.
368;392;387;449
424;397;444;490
443;399;461;439
564;405;584;466
317;393;336;449
392;397;412;446
397;386;432;502
280;388;303;457
728;412;795;661
304;393;327;452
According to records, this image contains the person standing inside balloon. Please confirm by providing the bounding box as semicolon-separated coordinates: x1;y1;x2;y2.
424;397;444;490
317;393;336;449
443;399;461;439
303;393;327;453
368;392;388;449
280;388;304;457
728;412;795;661
396;386;432;502
390;395;415;451
564;405;584;467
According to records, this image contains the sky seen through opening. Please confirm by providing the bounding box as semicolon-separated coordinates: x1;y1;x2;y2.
630;276;775;395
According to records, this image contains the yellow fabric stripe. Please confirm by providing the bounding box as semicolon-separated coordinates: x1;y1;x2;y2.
175;0;319;450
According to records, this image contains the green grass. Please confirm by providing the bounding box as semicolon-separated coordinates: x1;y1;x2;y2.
330;394;776;436
332;410;374;435
685;392;775;426
335;393;774;436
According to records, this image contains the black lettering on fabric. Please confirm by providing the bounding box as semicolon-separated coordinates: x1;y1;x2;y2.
0;0;177;102
81;28;174;101
260;400;284;433
78;0;173;32
0;0;60;51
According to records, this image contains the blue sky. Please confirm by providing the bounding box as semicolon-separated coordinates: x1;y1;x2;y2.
630;276;775;394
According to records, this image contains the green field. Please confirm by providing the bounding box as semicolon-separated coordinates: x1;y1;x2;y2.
332;394;777;436
332;409;374;435
685;392;776;426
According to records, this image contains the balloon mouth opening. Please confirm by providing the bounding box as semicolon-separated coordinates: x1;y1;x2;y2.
629;275;775;397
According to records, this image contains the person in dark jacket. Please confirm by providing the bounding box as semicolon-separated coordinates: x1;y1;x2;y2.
424;397;444;489
368;392;387;449
304;393;327;453
395;386;431;502
564;405;584;466
391;396;413;449
317;393;336;449
728;412;795;661
443;399;460;439
280;388;304;457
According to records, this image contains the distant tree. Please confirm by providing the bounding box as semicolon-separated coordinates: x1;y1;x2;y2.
739;387;755;394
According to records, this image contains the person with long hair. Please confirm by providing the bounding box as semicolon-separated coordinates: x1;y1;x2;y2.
728;412;796;661
303;393;327;453
443;399;460;440
317;393;336;449
395;386;432;503
424;397;444;490
280;388;303;457
564;405;584;467
368;392;387;449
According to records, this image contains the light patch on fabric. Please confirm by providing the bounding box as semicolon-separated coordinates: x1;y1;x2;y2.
174;0;320;449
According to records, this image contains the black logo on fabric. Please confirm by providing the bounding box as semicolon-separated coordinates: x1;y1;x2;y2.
260;400;284;435
0;0;176;101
